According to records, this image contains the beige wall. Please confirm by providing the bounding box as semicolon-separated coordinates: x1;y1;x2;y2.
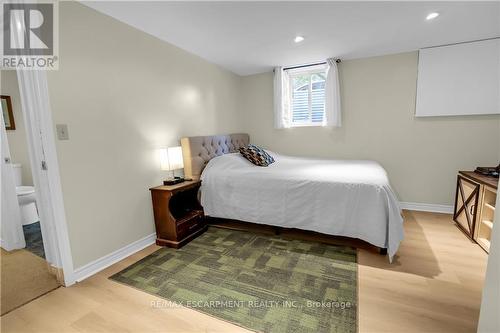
1;71;33;186
47;3;242;268
240;52;500;205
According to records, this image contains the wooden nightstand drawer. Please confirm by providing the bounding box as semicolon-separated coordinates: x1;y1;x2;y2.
177;213;204;240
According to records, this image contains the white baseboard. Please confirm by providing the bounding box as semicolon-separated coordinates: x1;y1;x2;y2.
72;233;156;283
400;201;453;214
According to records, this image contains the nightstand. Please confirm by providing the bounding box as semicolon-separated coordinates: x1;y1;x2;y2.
149;180;206;248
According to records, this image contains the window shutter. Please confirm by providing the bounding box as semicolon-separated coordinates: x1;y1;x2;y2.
292;89;309;122
287;65;326;126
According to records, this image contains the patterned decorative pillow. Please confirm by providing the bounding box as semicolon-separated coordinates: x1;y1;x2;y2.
239;144;275;167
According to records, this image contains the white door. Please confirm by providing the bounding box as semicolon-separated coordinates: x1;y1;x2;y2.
0;102;26;250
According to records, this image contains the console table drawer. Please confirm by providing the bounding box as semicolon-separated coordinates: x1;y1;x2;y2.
454;175;480;239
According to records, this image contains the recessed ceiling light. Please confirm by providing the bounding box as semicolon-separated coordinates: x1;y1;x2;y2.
426;12;440;20
294;36;304;43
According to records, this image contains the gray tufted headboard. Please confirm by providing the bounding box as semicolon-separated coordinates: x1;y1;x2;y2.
180;133;250;180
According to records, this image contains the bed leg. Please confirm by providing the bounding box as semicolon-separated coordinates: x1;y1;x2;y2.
379;248;387;255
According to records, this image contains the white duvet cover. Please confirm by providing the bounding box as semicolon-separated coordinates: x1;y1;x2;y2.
200;153;404;261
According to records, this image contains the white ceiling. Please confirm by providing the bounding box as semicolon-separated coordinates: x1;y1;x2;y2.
83;1;500;76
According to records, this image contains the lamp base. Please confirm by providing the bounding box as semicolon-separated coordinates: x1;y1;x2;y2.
163;177;185;186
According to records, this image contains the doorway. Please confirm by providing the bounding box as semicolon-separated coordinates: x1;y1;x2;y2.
1;69;74;314
1;70;59;314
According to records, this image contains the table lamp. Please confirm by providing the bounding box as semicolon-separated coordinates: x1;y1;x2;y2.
160;146;185;185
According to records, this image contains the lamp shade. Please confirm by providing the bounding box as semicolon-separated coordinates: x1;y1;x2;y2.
167;146;184;170
159;148;170;171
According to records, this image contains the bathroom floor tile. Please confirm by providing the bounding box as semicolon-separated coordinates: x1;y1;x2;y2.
22;222;45;259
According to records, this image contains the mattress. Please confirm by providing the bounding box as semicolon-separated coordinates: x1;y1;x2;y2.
200;152;404;261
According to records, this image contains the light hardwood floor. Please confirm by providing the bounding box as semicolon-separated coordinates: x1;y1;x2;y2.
0;211;488;333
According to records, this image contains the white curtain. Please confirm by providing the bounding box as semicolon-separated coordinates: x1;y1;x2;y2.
273;67;291;129
0;106;26;251
324;58;342;127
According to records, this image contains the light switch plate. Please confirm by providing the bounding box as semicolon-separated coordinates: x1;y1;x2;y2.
56;124;69;140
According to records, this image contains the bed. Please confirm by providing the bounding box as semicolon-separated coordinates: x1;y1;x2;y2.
181;133;404;261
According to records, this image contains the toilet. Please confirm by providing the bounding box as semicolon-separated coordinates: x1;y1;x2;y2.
12;163;39;225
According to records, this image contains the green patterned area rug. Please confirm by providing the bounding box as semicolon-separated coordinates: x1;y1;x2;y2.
110;227;357;333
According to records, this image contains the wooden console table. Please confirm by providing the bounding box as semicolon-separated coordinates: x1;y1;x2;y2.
454;171;498;253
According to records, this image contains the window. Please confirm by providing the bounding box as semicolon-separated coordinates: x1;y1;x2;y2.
274;60;341;129
287;65;326;127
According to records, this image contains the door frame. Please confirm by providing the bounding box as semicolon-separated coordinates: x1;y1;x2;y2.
16;69;75;286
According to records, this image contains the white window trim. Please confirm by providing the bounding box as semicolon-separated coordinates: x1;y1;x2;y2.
286;65;327;128
288;122;324;128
